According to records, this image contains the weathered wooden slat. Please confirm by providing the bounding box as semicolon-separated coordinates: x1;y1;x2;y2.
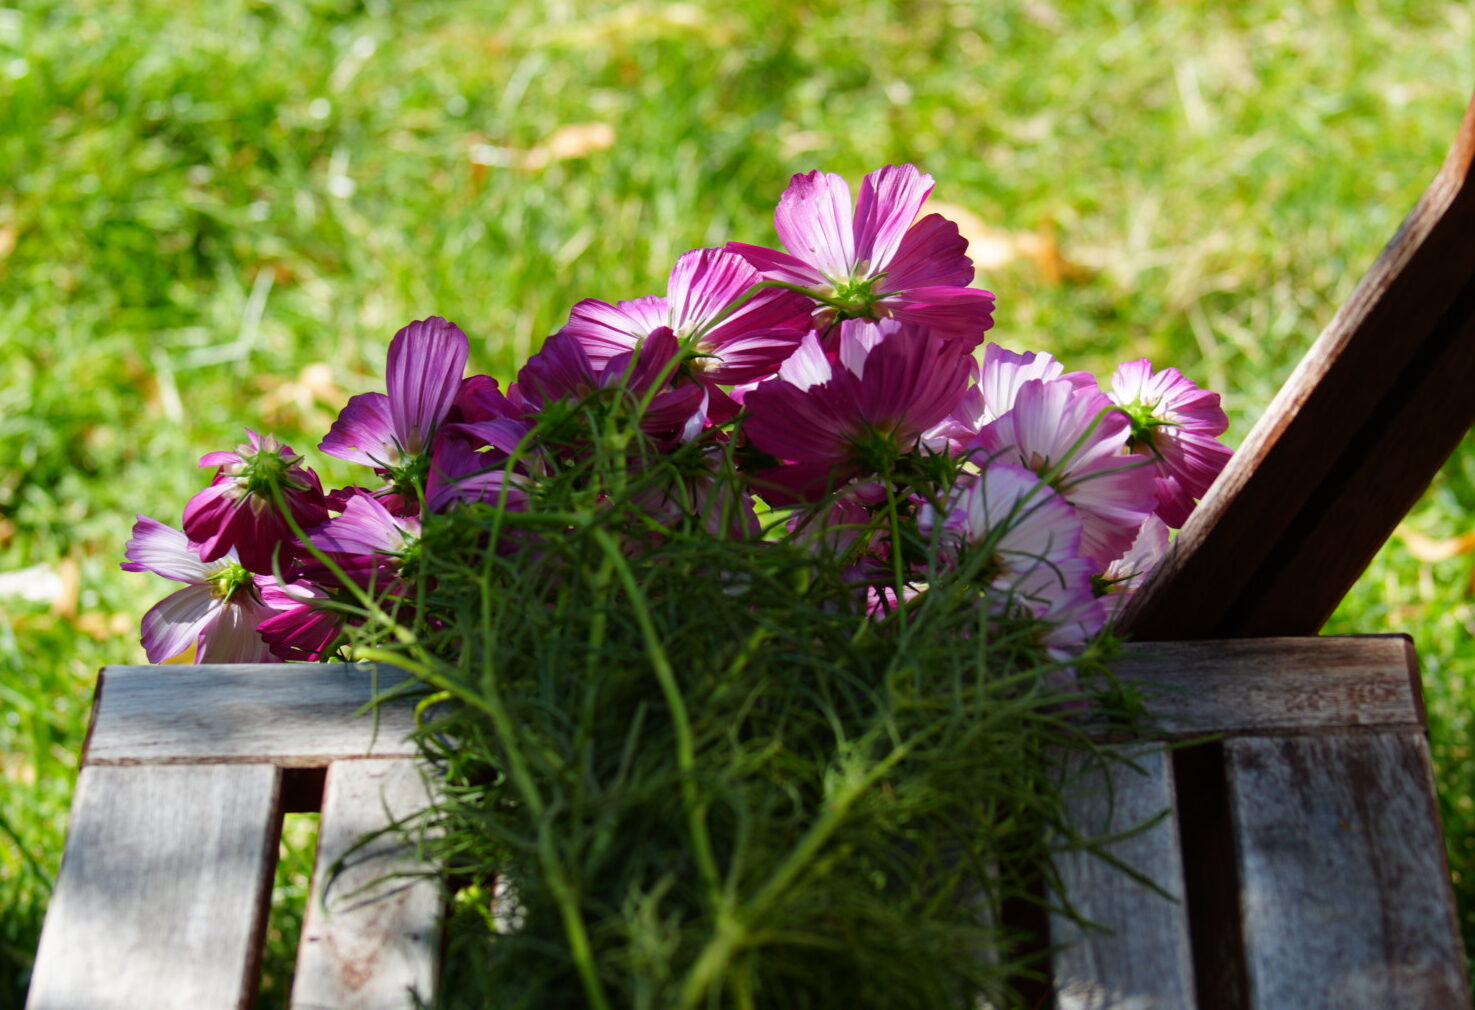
86;664;419;766
1225;733;1469;1009
1122;91;1475;639
292;758;441;1010
1111;636;1421;737
26;764;281;1010
1050;745;1197;1010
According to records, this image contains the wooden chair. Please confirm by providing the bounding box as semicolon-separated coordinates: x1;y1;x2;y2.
25;93;1475;1010
1047;89;1475;1009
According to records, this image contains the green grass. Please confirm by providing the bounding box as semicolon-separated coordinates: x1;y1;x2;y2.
2;0;1473;1003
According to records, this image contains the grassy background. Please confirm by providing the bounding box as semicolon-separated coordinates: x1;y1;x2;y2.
1;0;1473;1003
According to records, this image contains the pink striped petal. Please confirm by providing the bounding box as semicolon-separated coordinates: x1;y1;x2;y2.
139;584;219;662
883;213;974;290
853;164;934;272
773;170;857;281
320;392;399;468
312;492;416;557
725;241;828;288
122;515;211;583
667;248;758;336
386;317;469;456
558;296;669;367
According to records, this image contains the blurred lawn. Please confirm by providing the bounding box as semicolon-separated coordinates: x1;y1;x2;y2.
1;0;1473;1004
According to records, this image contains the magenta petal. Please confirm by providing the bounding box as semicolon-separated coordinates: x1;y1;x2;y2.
452;374;517;425
750;460;863;507
197;597;278;664
516;333;598;409
743;372;861;464
853;326;972;435
451;417;537;458
140;584;218;662
884;213;975;290
320;392;399;468
257;590;341;663
386;317;470;457
181;481;242;563
724;241;828;288
776;331;833;390
668;248;758;336
312;492;416;556
773;170;857;281
852;164;934;272
559;296;668;368
122;515;210;583
698;329;808;385
885;286;996;342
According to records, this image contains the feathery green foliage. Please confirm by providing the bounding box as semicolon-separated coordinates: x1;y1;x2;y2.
345;395;1134;1009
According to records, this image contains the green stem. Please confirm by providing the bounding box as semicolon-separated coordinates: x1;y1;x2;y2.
591;527;724;912
679;741;911;1007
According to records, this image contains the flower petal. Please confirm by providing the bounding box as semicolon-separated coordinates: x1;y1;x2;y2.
386;316;470;456
139;584;219;663
122;515;211;584
725;241;828;288
852;164;934;273
883;212;975;291
320;392;399;468
773;170;857;282
198;595;278;664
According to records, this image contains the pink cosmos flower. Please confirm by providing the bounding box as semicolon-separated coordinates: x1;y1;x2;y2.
1100;514;1171;618
919;463;1085;576
971;378;1156;567
917;464;1106;655
1109;359;1232;527
427;438;531;514
511;329;708;446
728;164;995;342
256;578;341;662
558;248;812;384
743;319;973;502
320;316;470;471
122;515;280;663
925;345;1097;452
254;492;425;661
183;431;329;575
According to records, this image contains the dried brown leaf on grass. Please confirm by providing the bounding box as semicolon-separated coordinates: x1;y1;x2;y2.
928;200;1092;285
256;362;347;432
535;3;740;48
468;123;617;175
1395;524;1475;563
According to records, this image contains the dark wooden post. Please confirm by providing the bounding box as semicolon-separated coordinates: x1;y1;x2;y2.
1122;92;1475;641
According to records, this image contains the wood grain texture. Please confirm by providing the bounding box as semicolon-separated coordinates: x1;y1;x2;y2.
292;758;440;1010
1122;91;1475;639
86;663;419;766
1225;733;1470;1009
1050;746;1197;1010
26;764;281;1010
1111;636;1422;737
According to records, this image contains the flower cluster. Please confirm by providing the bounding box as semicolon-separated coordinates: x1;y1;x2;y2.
124;165;1231;666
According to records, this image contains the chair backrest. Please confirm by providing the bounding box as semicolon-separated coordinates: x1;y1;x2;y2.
1053;636;1469;1010
24;664;438;1010
1123;91;1475;639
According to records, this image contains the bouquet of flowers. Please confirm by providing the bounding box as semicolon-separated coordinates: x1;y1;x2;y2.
123;165;1231;1009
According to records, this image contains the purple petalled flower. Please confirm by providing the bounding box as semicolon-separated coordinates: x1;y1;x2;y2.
729;165;995;342
1109;359;1232;527
558;248;812;385
122;515;279;663
183;431;329;575
320;316;470;471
